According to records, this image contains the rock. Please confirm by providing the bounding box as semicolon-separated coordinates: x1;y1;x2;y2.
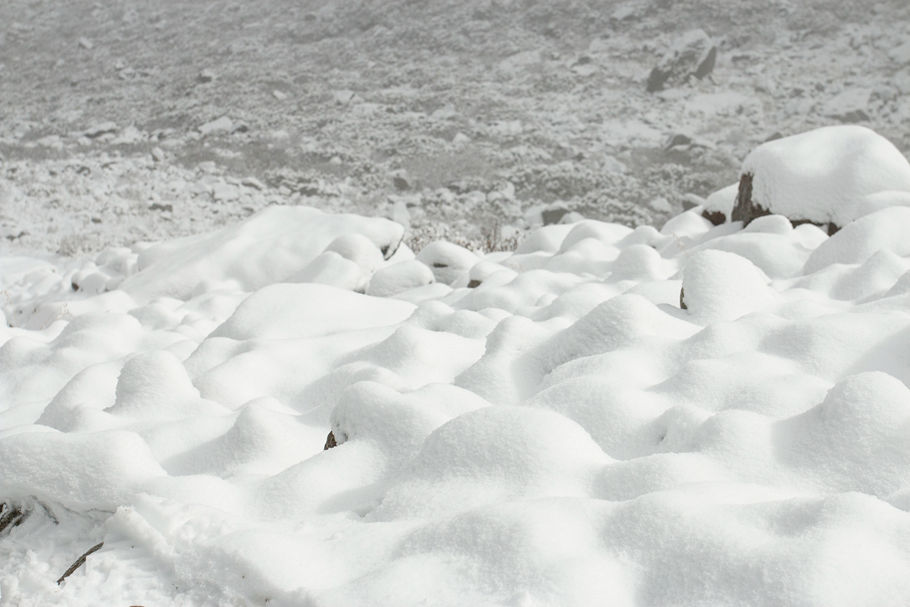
542;207;570;225
211;182;238;202
333;90;358;105
198;116;233;136
392;174;410;191
647;29;717;93
241;176;266;190
702;182;738;225
151;147;166;162
78;37;93;50
148;203;173;212
197;69;216;83
272;89;288;100
664;133;694;150
822;88;872;123
731;126;910;232
324;431;337;450
0;502;28;535
82;122;118;139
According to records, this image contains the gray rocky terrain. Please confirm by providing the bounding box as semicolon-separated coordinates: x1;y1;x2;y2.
1;0;909;254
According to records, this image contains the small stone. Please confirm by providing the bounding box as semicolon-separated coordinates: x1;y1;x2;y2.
272;89;288;100
83;122;118;139
212;182;238;202
198;116;233;136
197;69;216;83
333;89;356;105
324;431;337;450
664;133;693;149
542;207;570;225
392;175;410;191
78;37;93;50
151;147;165;162
241;176;266;190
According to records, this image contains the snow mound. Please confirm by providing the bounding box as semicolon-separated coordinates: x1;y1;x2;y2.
120;205;404;300
7;152;910;604
682;250;775;321
734;125;910;230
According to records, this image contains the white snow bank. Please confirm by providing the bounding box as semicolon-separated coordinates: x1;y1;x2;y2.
6;145;910;605
120;205;405;300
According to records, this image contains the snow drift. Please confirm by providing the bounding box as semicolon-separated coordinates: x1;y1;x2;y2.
3;128;910;606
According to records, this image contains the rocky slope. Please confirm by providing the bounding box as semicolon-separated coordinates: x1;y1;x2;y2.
1;0;909;254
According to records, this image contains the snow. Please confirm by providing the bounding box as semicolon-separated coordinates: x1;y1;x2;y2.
741;125;910;227
3;0;910;597
5;128;910;604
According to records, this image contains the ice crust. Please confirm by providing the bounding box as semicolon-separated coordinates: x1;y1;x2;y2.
4;136;910;604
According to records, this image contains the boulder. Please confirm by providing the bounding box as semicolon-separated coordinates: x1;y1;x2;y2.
731;126;910;233
647;29;717;93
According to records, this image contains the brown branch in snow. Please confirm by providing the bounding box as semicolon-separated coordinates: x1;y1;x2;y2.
56;542;104;585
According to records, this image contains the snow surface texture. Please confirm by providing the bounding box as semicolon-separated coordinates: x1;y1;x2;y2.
1;0;910;254
5;128;910;605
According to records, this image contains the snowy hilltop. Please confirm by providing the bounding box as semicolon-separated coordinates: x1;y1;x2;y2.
3;125;910;605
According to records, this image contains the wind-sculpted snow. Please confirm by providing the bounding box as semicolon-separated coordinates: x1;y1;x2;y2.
4;189;910;604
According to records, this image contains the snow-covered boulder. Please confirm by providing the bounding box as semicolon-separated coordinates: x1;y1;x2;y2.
681;250;775;321
416;241;478;286
731;126;910;233
367;260;436;297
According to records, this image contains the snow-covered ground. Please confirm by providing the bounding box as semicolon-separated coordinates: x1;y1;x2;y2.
3;124;910;605
1;0;909;254
4;2;910;605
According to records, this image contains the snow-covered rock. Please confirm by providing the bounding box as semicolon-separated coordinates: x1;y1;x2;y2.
732;125;910;231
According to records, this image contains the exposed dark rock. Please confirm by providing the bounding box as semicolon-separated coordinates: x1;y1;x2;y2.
701;209;727;225
324;431;337;450
763;132;784;143
679;287;687;310
647;30;717;93
664;133;693;150
542;207;570;225
0;502;27;535
392;175;410;191
730;172;758;224
835;109;870;123
467;279;482;288
380;233;405;260
694;46;717;79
